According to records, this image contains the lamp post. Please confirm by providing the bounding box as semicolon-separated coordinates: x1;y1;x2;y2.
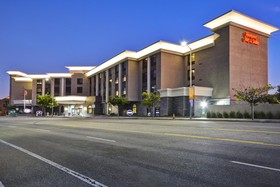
181;41;193;119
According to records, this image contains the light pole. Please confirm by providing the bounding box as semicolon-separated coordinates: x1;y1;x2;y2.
181;41;193;119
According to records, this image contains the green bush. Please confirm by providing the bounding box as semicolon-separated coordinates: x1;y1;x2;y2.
211;112;217;118
243;111;251;118
206;112;211;118
229;111;236;118
236;111;243;118
266;112;273;119
217;112;223;118
255;111;266;119
223;111;229;118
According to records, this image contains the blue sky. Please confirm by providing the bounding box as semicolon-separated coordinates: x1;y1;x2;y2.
0;0;280;98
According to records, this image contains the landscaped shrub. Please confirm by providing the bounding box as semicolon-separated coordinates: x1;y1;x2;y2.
266;112;273;119
243;111;251;119
236;111;243;118
229;111;236;118
255;111;266;119
217;112;223;118
211;112;217;118
223;111;229;118
206;112;211;118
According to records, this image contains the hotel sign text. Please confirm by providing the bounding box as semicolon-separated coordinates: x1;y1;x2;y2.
242;32;259;45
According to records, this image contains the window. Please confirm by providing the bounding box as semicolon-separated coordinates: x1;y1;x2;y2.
54;87;60;96
133;104;137;114
115;90;119;97
77;87;83;94
188;53;196;65
66;78;71;86
188;69;195;80
55;78;60;85
66;87;71;95
77;78;83;85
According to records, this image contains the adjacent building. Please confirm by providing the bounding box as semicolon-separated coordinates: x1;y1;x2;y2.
7;10;279;116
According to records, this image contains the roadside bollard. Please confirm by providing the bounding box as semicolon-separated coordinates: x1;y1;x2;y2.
173;113;175;119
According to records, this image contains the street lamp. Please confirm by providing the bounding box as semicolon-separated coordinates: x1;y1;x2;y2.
181;41;193;119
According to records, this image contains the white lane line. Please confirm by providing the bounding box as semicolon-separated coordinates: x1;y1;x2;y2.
0;181;4;187
33;129;50;132
86;136;116;143
0;139;107;187
231;161;280;172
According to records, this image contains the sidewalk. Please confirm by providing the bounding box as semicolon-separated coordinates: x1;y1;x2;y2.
1;115;280;123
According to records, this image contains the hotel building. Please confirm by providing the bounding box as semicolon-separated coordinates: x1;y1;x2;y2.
7;10;279;116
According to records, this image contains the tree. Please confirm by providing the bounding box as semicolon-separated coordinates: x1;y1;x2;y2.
141;91;160;117
109;96;129;116
36;94;58;116
233;84;274;120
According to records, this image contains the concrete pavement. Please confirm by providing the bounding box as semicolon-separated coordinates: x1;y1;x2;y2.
0;117;279;186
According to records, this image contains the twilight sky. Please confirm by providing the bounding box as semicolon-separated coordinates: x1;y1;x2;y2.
0;0;280;98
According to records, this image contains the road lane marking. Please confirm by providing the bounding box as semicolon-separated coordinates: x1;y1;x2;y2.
6;126;50;133
33;129;50;132
65;121;280;135
0;181;4;187
33;123;280;147
231;161;280;172
0;139;107;187
86;136;116;143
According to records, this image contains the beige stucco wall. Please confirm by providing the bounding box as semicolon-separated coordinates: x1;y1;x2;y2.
127;60;139;101
194;26;230;99
10;78;32;102
160;52;185;89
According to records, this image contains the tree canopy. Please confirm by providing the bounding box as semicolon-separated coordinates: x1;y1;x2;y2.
36;94;58;115
109;96;129;116
233;84;274;120
141;91;160;117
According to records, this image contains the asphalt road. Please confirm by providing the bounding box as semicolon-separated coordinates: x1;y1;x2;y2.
0;117;279;187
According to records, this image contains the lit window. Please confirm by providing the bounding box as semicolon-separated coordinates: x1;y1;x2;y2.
122;76;126;82
115;91;119;96
133;104;137;113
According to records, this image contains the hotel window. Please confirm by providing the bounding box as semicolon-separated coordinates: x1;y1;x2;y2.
93;76;96;96
89;78;92;96
188;69;195;80
142;59;148;92
77;78;83;85
66;78;71;95
109;68;112;96
151;54;157;92
188;53;196;66
115;90;119;97
45;79;51;94
77;87;83;94
36;79;42;95
54;78;60;96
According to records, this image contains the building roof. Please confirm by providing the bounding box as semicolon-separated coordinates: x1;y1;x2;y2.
85;34;220;77
203;10;279;35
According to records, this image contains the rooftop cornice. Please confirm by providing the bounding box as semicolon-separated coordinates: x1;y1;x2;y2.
85;33;219;77
203;10;279;35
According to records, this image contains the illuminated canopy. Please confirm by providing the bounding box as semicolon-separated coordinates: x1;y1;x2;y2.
55;96;87;104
